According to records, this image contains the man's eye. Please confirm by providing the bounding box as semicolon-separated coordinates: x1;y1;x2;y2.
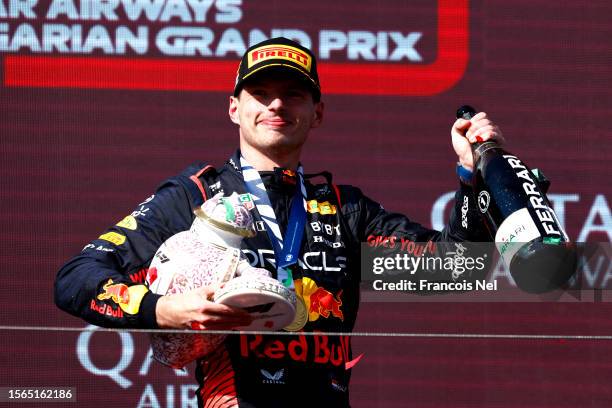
287;91;306;99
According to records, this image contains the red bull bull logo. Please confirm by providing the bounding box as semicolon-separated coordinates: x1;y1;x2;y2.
96;279;149;314
97;279;130;305
309;288;344;320
295;277;344;322
281;169;297;185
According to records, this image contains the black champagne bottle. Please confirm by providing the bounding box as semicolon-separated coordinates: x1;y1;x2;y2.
457;105;577;293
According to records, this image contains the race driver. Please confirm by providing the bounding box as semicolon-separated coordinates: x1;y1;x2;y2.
55;37;504;407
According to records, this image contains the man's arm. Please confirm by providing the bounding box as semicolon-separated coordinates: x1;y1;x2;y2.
337;112;503;283
343;111;503;243
340;181;485;245
54;179;194;328
54;172;253;330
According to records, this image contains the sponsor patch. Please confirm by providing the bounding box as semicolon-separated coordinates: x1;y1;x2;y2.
240;334;359;369
295;277;344;322
477;191;490;213
129;267;149;284
247;44;312;71
131;206;150;217
461;195;469;228
312;235;344;248
331;378;348;393
99;232;126;245
260;369;285;385
90;299;123;318
116;215;138;230
82;243;114;253
96;279;149;314
209;181;223;195
97;279;129;305
281;169;297;185
307;200;337;215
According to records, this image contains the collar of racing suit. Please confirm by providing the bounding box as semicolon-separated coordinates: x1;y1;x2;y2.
224;150;299;236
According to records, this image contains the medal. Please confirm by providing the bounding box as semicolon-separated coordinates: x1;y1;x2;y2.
240;156;307;290
284;296;308;332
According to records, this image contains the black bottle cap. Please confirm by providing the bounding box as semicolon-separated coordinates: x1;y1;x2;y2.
456;105;477;120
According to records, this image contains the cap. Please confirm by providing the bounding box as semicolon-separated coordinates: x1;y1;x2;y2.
233;37;321;101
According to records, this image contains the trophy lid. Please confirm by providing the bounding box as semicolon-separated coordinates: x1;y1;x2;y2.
193;192;256;238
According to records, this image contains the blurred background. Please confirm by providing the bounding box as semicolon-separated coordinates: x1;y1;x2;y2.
0;0;610;406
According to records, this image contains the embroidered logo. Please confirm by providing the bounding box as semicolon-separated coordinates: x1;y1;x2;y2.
261;369;285;385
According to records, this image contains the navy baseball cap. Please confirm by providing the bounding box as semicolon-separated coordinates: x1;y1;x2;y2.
233;37;321;101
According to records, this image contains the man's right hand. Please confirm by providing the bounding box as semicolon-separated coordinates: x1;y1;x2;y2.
155;286;253;330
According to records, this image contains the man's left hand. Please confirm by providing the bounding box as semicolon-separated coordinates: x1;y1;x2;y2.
451;112;505;171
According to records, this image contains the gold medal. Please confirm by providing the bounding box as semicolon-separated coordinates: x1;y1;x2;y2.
284;296;308;332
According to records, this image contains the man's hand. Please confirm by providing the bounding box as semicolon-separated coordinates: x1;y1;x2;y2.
155;286;252;330
451;112;505;171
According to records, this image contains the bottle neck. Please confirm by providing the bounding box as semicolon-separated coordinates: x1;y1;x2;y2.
472;141;502;163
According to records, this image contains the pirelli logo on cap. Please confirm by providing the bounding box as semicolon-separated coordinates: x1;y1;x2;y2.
247;44;312;72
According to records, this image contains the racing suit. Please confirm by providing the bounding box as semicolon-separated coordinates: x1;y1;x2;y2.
55;150;487;407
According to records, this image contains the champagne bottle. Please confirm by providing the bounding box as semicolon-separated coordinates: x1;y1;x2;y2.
457;105;576;293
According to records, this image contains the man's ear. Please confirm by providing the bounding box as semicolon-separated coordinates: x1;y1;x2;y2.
229;95;240;125
311;101;324;129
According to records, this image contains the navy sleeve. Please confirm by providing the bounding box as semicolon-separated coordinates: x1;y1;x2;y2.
340;181;487;243
54;170;203;329
338;181;491;285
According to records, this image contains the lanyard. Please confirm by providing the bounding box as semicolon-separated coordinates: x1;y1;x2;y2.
240;156;307;289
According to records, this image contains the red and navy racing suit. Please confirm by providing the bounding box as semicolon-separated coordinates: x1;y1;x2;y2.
55;150;488;407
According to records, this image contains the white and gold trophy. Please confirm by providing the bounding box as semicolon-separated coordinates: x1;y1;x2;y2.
147;192;296;368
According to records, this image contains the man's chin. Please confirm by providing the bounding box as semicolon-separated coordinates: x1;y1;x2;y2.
259;139;305;155
261;132;302;146
258;127;293;138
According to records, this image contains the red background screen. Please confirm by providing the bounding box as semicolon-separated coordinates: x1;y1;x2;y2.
0;1;610;406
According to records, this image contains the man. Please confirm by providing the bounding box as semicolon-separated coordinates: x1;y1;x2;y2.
55;37;502;407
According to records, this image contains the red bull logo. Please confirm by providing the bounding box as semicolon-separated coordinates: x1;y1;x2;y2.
309;288;344;320
240;334;355;368
89;299;123;318
281;169;297;185
96;280;148;314
97;279;130;305
295;277;344;322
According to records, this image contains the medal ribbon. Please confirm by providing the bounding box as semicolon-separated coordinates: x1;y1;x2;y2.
240;156;307;289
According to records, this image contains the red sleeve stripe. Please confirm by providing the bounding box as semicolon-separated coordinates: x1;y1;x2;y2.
189;165;213;203
332;183;342;207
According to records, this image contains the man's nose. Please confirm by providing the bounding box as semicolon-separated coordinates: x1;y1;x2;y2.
267;96;285;110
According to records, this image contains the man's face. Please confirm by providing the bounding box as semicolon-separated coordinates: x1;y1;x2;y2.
229;71;324;157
